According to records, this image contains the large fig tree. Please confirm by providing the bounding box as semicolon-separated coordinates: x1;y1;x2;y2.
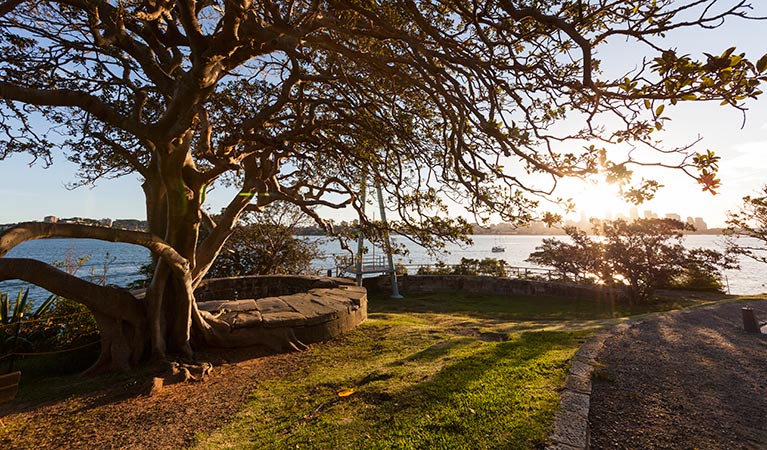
0;0;765;371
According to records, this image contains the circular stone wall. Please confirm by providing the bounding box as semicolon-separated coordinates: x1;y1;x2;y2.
194;275;367;351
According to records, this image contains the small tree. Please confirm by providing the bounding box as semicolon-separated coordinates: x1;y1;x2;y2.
601;218;695;301
206;204;322;278
670;248;738;292
526;226;603;282
725;185;767;263
529;218;733;302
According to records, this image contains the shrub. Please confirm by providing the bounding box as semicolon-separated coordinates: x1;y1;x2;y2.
418;258;508;277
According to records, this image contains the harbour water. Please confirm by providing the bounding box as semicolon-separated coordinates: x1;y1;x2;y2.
1;235;764;305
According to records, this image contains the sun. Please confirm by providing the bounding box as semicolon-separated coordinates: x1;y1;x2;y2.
566;180;630;220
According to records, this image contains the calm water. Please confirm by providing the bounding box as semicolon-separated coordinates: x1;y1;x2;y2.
0;238;151;304
1;235;764;305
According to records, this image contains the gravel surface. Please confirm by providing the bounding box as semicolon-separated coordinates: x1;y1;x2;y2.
589;300;767;450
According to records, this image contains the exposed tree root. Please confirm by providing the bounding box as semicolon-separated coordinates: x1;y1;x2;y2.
146;360;214;396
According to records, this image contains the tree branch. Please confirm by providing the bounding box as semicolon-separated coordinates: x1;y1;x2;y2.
0;222;189;275
0;83;146;138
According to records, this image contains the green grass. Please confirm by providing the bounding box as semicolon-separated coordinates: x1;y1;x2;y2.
195;319;587;449
194;291;715;450
369;291;715;321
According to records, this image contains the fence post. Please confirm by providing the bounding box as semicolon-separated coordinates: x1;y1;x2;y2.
0;371;21;403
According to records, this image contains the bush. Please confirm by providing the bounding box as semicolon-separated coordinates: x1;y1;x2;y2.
1;288;56;372
417;258;508;277
1;248;104;374
417;261;453;275
1;289;100;374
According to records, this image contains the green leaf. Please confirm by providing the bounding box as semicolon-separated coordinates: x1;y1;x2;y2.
756;53;767;73
721;46;736;60
33;294;57;317
655;104;665;116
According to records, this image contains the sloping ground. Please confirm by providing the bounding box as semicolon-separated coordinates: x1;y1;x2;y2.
0;347;303;449
0;291;615;450
589;299;767;449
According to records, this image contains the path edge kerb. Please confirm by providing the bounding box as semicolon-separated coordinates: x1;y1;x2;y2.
545;321;635;450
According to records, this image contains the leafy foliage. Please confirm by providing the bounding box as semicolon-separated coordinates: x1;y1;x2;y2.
206;204;322;278
418;258;508;277
725;185;767;264
0;249;102;373
526;227;604;282
528;219;736;302
1;288;56;372
1;1;766;240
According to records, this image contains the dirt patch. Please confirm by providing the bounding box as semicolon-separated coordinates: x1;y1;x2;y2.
589;300;767;449
0;347;303;450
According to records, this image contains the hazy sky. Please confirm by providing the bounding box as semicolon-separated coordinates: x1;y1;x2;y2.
1;6;766;228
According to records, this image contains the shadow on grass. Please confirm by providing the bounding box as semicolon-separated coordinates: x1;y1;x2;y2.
337;330;587;449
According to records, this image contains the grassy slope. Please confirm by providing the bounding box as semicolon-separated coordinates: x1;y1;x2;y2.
193;292;713;449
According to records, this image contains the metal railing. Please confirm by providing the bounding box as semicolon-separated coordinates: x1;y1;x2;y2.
342;255;395;275
331;259;557;280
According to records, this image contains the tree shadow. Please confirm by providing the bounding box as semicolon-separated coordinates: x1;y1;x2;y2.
353;330;582;448
589;299;767;449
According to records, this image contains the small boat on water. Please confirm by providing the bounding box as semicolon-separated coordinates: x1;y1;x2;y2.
491;245;505;253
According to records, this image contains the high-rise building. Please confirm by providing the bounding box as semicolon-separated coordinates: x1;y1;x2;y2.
694;217;708;231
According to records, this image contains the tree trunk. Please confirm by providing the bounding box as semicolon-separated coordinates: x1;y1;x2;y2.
146;138;204;358
0;222;192;371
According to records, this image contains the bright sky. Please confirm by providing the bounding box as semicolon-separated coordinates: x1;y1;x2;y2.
1;6;766;229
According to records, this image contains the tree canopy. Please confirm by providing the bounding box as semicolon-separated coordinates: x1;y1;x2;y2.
0;0;765;370
206;203;322;278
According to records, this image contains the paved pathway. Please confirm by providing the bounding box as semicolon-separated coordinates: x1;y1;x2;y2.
588;300;767;449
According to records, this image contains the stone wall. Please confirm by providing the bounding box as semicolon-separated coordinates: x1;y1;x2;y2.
194;275;367;350
364;274;624;301
195;275;355;301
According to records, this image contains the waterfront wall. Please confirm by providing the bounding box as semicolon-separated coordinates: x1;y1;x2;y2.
364;274;625;300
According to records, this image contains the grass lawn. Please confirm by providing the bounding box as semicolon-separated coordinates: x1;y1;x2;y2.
193;291;713;449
